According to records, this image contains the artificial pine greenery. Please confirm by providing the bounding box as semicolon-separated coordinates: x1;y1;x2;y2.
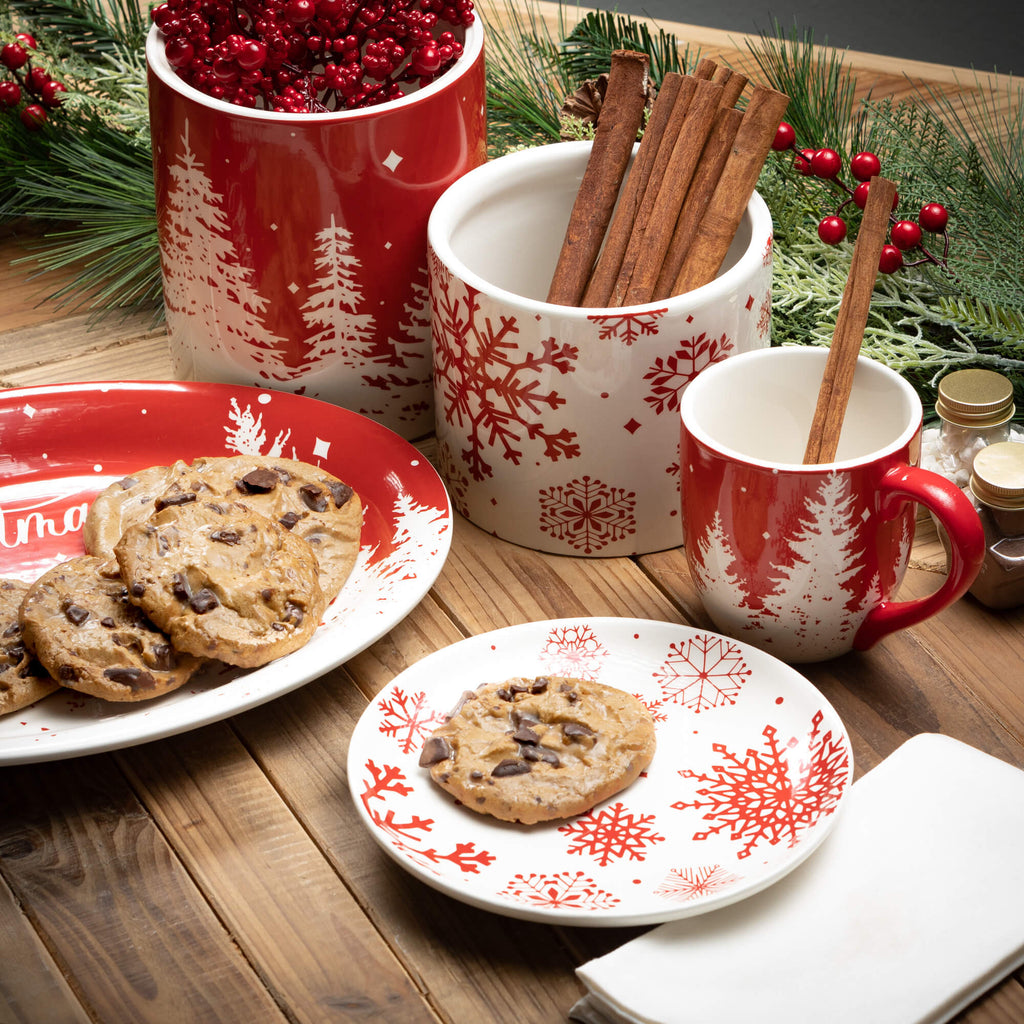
2;0;1022;415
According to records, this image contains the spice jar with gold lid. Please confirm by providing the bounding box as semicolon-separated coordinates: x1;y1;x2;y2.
925;369;1016;487
965;441;1024;610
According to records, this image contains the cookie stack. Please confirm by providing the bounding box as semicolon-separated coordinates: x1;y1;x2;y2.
0;457;361;715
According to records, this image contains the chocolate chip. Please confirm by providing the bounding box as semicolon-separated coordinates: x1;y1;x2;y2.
58;664;77;681
237;468;280;493
327;481;353;507
2;622;19;638
149;643;176;671
446;690;477;718
496;687;513;702
491;758;532;777
511;724;541;745
103;666;157;690
279;511;303;530
155;490;197;511
210;529;241;545
529;676;550;694
63;603;89;626
521;745;561;766
100;617;116;628
418;736;453;767
189;588;218;614
281;601;304;627
111;633;143;654
130;582;146;598
117;475;138;490
562;722;596;741
469;770;484;780
299;484;328;513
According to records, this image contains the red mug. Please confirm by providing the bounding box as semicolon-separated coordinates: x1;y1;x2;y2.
680;347;985;662
146;22;486;440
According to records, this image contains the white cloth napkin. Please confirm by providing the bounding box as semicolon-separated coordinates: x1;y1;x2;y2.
571;732;1024;1024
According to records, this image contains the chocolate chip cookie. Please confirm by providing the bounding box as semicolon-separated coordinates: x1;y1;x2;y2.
0;578;58;714
19;557;202;703
419;675;657;825
114;500;326;668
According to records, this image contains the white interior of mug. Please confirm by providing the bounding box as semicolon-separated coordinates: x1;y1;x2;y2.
681;346;921;467
429;141;770;313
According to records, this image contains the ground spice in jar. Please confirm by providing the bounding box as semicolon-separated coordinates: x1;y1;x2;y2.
965;441;1024;610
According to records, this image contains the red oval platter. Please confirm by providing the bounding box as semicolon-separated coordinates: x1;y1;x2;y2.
0;381;451;764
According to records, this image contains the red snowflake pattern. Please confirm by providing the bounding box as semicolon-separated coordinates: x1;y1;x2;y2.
558;802;666;867
538;475;637;554
540;623;610;680
643;332;732;415
671;711;850;859
359;759;496;874
430;256;581;482
756;291;772;340
377;687;445;754
653;634;752;712
498;871;621;911
654;864;742;902
634;694;669;723
587;309;667;346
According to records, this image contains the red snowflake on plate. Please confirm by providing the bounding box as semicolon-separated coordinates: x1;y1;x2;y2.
358;759;496;874
538;475;637;554
643;332;732;415
539;623;609;680
586;309;666;346
498;871;620;911
431;259;581;482
672;710;850;859
654;864;742;902
377;687;445;754
558;801;666;867
652;634;752;712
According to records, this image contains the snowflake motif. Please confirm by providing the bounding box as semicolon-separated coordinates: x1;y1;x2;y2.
358;759;496;874
538;475;637;554
652;634;752;712
558;802;666;867
634;694;669;723
671;711;850;859
498;871;620;911
376;687;445;754
430;254;581;482
643;332;732;415
762;234;774;267
539;623;609;680
654;864;742;902
586;309;667;346
756;291;772;340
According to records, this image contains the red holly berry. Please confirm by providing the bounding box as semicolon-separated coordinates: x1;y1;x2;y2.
853;181;871;210
772;121;796;151
810;148;842;179
878;244;904;274
794;148;816;175
15;33;38;50
19;103;47;130
817;215;848;245
0;80;20;107
918;202;949;233
1;42;29;71
849;151;881;181
890;219;923;251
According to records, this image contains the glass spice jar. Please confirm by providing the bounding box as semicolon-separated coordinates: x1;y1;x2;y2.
965;441;1024;610
924;369;1016;488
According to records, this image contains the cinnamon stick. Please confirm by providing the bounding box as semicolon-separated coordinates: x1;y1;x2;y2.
802;175;898;465
546;50;650;306
581;72;684;308
670;86;790;296
652;105;743;300
615;77;724;306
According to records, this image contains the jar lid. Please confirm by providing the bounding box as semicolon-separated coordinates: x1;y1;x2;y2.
971;442;1024;509
936;369;1015;427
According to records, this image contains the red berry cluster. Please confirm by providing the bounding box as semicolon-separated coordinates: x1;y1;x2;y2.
771;121;950;275
1;33;67;131
151;0;475;112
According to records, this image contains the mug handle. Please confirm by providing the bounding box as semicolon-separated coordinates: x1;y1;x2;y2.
853;464;986;651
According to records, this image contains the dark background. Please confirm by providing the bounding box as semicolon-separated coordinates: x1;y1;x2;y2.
605;1;1020;74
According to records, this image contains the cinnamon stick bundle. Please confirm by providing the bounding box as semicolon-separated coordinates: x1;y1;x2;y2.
670;85;790;295
546;50;650;306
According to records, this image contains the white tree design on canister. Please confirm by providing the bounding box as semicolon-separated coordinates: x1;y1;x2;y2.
159;121;285;372
297;214;376;374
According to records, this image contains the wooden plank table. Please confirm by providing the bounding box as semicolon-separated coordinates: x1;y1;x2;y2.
2;6;1022;1022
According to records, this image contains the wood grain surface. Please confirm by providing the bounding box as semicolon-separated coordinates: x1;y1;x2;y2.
2;5;1022;1022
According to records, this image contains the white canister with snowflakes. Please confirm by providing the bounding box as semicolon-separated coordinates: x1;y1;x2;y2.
146;22;486;440
680;347;986;662
427;141;773;557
